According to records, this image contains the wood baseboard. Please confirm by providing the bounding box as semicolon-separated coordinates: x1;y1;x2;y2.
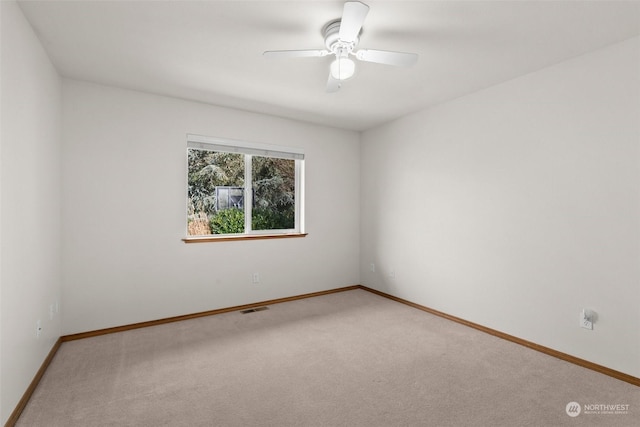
5;338;62;427
357;285;640;387
62;285;361;341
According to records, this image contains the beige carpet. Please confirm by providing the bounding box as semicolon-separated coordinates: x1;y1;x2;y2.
16;289;640;426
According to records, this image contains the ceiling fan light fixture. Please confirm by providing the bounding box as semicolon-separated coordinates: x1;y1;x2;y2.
330;57;355;80
263;2;417;92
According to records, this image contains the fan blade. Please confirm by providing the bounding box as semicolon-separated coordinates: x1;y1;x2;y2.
355;49;418;67
263;49;329;59
326;73;341;93
339;1;369;43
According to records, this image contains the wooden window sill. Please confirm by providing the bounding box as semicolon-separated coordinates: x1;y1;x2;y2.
182;233;308;243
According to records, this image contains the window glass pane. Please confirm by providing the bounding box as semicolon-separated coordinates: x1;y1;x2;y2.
187;149;244;235
252;156;295;231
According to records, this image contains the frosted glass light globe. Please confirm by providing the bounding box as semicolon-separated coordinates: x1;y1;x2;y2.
330;57;355;80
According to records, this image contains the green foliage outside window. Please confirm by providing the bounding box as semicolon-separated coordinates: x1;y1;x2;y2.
188;150;244;216
188;148;296;235
209;208;244;234
252;156;295;230
252;207;294;230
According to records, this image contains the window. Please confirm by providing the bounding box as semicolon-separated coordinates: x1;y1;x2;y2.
186;134;305;239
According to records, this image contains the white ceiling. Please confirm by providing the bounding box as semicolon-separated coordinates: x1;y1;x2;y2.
18;0;640;131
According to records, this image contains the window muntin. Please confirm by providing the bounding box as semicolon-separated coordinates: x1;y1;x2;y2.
187;135;304;237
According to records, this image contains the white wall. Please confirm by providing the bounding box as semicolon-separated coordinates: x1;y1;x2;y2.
0;1;63;423
61;80;360;335
360;36;640;377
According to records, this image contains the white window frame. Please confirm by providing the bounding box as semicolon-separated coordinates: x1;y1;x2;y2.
186;134;305;238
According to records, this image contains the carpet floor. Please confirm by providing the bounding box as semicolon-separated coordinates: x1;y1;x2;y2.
16;289;640;426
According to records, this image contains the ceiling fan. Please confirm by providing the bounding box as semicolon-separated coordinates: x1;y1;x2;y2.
263;1;418;92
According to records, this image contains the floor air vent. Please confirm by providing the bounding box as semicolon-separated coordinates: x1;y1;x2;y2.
240;306;269;314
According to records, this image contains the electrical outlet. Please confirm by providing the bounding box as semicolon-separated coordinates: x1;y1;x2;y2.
580;309;593;330
252;273;260;284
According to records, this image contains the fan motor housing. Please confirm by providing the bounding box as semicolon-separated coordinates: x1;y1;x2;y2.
323;19;359;52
